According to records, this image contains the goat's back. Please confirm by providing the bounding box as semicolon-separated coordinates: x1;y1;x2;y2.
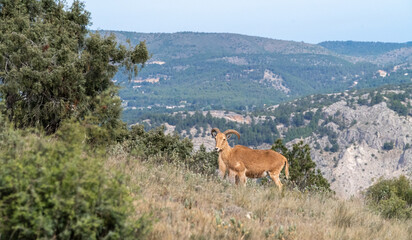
232;145;286;172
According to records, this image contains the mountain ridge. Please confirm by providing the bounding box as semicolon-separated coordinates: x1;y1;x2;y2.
108;31;411;113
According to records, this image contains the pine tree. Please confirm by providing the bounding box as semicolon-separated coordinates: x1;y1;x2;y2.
0;0;149;134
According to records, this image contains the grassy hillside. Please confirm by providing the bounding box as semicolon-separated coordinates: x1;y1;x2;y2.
107;151;412;239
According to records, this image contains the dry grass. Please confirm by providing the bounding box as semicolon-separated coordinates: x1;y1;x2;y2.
105;148;412;240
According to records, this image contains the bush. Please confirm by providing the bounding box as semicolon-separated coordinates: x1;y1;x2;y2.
127;124;193;161
126;125;218;176
0;122;152;239
365;175;412;219
272;139;331;192
388;100;408;116
330;143;339;153
383;141;394;150
187;145;219;175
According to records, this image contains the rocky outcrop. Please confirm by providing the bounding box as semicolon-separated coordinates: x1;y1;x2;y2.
260;70;290;94
307;101;412;198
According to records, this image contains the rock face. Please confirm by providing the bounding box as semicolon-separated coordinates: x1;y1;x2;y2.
307;101;412;198
260;70;290;94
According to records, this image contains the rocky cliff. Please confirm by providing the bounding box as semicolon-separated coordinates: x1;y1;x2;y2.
303;100;412;198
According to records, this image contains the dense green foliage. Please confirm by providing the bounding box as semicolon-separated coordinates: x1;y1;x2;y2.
187;144;219;176
366;176;412;219
0;0;149;134
272;139;331;192
125;124;218;176
127;124;193;160
0;120;152;239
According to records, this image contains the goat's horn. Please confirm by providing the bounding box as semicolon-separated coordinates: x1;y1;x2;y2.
223;129;240;139
211;128;220;137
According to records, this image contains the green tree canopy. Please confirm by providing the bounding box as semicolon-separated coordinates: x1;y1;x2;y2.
0;0;149;134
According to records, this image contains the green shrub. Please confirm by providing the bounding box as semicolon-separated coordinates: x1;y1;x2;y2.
272;139;331;192
365;175;412;219
388;100;408;116
187;145;219;175
126;125;217;176
127;125;193;161
383;141;394;150
0;122;152;239
330;143;339;153
378;195;410;219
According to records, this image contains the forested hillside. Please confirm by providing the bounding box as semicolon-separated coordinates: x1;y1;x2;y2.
102;31;412;114
319;41;412;57
128;84;412;146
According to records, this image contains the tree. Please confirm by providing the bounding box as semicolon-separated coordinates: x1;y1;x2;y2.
383;141;394;151
292;113;305;127
272;139;331;192
0;0;149;134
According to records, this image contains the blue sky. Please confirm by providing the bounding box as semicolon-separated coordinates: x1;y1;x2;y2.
74;0;411;43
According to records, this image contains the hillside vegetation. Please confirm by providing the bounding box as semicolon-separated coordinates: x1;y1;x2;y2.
129;84;412;147
108;149;412;240
319;41;412;57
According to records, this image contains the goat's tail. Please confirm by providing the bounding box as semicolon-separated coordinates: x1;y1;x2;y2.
284;158;289;179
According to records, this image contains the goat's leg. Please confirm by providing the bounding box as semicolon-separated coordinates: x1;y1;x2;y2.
218;155;227;179
269;172;283;191
228;169;237;184
239;170;247;187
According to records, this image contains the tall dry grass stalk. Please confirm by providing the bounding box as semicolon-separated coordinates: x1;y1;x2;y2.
105;147;412;239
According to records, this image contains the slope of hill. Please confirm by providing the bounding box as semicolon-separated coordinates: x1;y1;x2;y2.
318;41;412;57
111;31;331;58
319;41;412;65
105;31;412;113
107;150;412;239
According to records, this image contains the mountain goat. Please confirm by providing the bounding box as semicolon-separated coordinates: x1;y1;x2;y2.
211;128;289;191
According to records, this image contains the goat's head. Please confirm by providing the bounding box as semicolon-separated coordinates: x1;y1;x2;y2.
211;128;240;152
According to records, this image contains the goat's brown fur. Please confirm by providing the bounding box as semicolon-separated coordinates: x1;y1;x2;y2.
212;128;289;191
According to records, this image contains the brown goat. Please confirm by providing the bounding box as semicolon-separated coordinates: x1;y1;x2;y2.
211;128;289;191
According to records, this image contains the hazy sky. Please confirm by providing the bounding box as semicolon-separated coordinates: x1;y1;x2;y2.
74;0;411;43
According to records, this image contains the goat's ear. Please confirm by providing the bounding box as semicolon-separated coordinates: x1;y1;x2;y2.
211;132;217;138
226;134;232;139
